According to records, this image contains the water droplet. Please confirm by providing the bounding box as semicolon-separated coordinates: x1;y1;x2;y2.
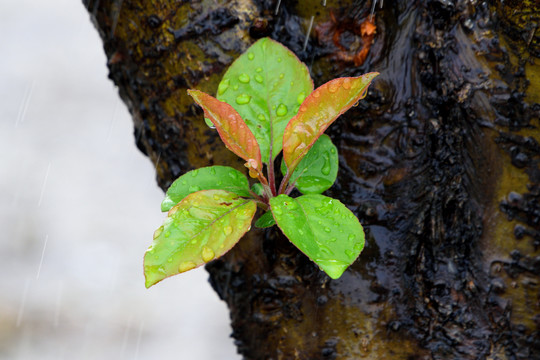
328;81;340;93
217;181;223;185
191;239;197;244
213;194;220;201
257;114;266;121
179;261;197;272
153;226;164;239
256;67;263;73
191;169;199;177
239;73;250;83
255;74;263;83
345;249;354;259
210;167;216;175
237;208;252;219
167;257;173;263
228;171;238;179
223;226;233;235
354;242;363;251
248;52;254;60
201;246;215;262
324;227;331;233
342;78;351;89
290;81;294;86
319;245;333;256
217;79;230;95
277;57;282;62
279;73;284;79
181;180;187;185
313;90;320;98
321;155;331;175
297;92;306;105
236;94;251;105
233;85;239;90
348;234;355;241
330;147;336;154
299;229;304;235
164;231;170;238
273;207;283;216
189;185;201;192
328;237;337;243
276;104;288;117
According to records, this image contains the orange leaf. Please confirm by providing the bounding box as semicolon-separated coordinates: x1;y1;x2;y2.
188;89;262;173
282;72;379;172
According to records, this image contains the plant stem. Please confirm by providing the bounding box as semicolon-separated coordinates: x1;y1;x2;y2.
268;158;277;196
277;170;289;194
248;189;266;204
284;182;296;195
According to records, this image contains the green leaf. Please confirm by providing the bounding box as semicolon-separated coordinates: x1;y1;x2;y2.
188;90;263;176
255;211;276;228
161;166;252;212
145;190;256;288
283;73;379;173
251;183;264;197
269;194;365;279
280;134;338;194
216;37;313;163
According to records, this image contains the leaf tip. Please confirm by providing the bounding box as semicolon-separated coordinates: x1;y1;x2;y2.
317;260;350;279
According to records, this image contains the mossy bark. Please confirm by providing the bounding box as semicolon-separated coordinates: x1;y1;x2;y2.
85;0;540;358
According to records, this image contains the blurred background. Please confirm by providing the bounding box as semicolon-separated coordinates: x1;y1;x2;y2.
0;0;239;359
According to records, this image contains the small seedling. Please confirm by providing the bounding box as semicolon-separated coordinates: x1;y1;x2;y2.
144;38;378;288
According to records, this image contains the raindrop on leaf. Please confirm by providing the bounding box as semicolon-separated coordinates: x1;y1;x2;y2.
223;226;233;235
179;261;197;272
321;154;331;175
297;92;306;105
218;79;230;95
153;226;164;239
201;246;215;262
236;94;251;105
239;73;250;83
276;104;288;117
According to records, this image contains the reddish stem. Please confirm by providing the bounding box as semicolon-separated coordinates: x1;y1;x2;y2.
268;158;277;196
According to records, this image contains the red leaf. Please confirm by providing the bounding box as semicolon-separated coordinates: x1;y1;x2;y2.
188;90;263;174
282;72;379;172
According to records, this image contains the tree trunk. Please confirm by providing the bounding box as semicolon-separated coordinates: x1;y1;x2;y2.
84;0;540;358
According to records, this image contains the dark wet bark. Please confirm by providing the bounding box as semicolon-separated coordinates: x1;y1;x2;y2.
84;0;540;358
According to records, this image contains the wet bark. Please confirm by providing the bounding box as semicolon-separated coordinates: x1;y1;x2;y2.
84;0;540;358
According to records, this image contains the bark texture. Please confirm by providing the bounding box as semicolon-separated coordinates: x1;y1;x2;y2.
84;0;540;358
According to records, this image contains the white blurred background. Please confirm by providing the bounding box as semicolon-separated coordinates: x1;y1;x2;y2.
0;0;239;359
